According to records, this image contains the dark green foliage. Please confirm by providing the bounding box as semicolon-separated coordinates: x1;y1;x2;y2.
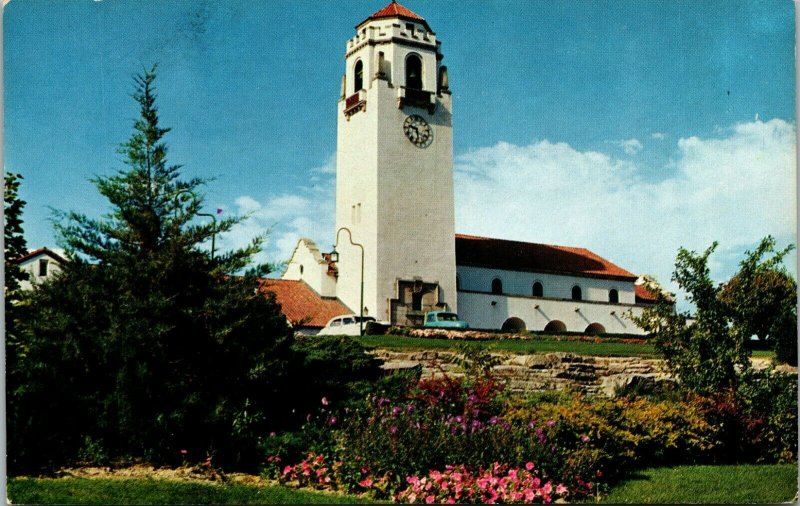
719;237;797;365
736;369;798;462
4;173;30;354
291;335;384;409
4;173;29;292
633;237;797;391
8;67;296;474
631;242;751;394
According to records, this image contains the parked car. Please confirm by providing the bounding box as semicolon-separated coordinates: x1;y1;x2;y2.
423;311;469;329
318;314;386;336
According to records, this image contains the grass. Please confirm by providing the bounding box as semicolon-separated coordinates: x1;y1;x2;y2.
356;334;659;357
10;464;797;504
598;464;798;504
356;335;777;361
7;477;376;505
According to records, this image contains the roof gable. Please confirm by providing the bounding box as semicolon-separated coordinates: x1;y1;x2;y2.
455;234;638;281
14;247;67;265
258;278;351;328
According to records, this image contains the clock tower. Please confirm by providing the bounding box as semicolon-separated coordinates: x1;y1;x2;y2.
334;1;457;325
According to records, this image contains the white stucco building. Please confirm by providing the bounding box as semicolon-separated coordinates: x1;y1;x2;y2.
13;247;66;291
275;2;665;336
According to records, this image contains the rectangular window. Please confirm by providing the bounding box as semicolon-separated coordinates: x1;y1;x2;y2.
38;259;48;277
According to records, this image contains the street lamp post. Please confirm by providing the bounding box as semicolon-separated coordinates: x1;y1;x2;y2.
173;188;218;261
196;211;217;261
329;227;365;336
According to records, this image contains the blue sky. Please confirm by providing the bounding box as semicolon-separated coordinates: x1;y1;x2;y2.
4;0;797;309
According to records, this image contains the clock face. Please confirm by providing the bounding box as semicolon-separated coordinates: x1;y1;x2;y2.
403;114;433;148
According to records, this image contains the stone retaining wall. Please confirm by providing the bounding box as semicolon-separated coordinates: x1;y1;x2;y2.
370;350;795;397
370;349;673;396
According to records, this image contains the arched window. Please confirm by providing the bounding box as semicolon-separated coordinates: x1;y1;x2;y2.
609;288;619;303
532;281;543;297
406;54;423;90
491;278;503;295
354;60;364;91
571;285;582;301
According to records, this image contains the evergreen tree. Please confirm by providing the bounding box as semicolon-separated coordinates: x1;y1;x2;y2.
4;173;29;293
10;67;297;473
4;173;30;353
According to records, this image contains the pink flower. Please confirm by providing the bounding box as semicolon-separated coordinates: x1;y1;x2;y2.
359;478;374;488
556;483;569;495
547;419;556;427
525;461;534;471
581;435;589;443
321;397;329;406
283;465;293;476
408;493;417;504
425;495;435;504
180;449;188;455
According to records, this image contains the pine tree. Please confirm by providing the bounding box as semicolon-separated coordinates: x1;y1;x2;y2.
10;67;297;473
4;173;30;353
4;173;29;293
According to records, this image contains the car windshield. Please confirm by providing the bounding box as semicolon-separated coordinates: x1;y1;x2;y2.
437;313;459;321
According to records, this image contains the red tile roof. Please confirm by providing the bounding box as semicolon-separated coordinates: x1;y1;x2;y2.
13;247;67;264
258;278;351;329
359;1;430;30
635;284;660;304
455;234;638;281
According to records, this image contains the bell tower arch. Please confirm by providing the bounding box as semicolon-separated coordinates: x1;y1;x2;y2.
334;1;457;325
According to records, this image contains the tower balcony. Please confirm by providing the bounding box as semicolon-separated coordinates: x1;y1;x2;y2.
344;89;367;118
397;86;435;113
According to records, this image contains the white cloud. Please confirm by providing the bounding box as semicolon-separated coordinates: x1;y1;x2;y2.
211;120;796;309
612;138;644;155
651;132;667;140
215;157;336;270
455;119;796;309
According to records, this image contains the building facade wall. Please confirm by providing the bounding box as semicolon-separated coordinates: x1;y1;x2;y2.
457;265;636;304
457;290;647;335
18;254;63;291
282;240;337;298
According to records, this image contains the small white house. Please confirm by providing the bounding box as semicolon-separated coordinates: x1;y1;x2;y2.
14;247;66;291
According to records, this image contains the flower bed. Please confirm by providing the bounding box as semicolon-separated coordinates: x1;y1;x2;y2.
264;367;797;503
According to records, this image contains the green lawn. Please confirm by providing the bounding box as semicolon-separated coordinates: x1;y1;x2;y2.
598;464;798;504
7;477;375;505
10;464;797;504
356;334;658;357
